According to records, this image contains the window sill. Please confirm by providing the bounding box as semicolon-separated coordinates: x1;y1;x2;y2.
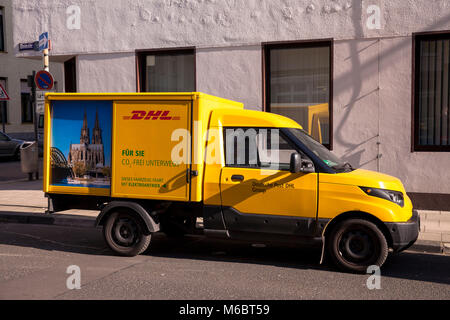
412;146;450;152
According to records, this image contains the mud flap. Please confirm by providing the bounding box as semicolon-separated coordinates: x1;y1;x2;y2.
319;234;326;264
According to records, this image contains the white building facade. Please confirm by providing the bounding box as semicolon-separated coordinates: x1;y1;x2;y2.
0;0;64;140
10;0;450;208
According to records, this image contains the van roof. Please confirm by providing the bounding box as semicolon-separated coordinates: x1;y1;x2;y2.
210;108;303;129
45;92;242;107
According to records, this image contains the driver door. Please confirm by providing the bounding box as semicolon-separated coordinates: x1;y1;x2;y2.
220;127;318;235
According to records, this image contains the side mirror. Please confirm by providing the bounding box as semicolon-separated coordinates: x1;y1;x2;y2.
289;153;301;173
300;159;315;173
290;153;315;174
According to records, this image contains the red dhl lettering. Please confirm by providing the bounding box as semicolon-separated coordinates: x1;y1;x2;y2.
123;110;180;120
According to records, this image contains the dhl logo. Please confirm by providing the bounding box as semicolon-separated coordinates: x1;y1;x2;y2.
123;110;180;120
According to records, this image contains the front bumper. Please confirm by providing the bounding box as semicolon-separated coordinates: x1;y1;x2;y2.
384;209;420;252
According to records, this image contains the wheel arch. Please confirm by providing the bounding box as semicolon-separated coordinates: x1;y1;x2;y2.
96;201;160;235
322;211;393;249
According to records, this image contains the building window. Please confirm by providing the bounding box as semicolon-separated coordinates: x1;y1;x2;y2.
0;78;7;126
21;79;33;123
64;57;77;92
414;32;450;151
137;49;195;92
0;7;5;52
264;40;333;149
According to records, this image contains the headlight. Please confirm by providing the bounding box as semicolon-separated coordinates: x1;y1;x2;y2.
359;187;404;207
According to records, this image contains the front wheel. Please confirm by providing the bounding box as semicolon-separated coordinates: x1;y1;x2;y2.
327;219;388;273
103;211;151;256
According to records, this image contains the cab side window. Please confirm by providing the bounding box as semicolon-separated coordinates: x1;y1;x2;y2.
223;127;299;170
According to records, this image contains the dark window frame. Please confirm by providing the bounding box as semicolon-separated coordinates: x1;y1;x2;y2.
64;57;77;93
263;39;334;150
0;6;5;52
412;31;450;152
136;47;196;93
21;79;33;123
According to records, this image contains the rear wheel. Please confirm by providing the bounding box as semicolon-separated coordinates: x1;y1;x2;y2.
103;211;151;256
327;218;388;273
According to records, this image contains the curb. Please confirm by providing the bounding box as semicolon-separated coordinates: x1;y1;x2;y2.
408;240;447;254
0;178;29;185
0;211;97;228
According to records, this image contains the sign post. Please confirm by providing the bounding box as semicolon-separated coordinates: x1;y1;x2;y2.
39;32;49;72
27;71;38;143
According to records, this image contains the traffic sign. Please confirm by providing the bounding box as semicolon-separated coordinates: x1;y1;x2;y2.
36;91;46;113
36;91;46;102
0;84;10;100
39;32;49;51
35;70;54;90
36;101;45;113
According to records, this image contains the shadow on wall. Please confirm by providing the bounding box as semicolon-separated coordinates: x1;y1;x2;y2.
333;4;450;169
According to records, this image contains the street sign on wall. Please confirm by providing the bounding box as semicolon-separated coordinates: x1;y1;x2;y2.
35;70;54;90
19;41;39;51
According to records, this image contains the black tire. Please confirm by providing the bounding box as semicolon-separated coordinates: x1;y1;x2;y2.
327;218;388;273
103;211;151;256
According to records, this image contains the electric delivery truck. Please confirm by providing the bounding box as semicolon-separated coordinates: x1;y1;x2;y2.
43;92;419;273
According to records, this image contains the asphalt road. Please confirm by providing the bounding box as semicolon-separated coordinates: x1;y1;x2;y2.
0;222;449;300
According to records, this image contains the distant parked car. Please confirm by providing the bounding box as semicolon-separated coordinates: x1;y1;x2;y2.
0;131;24;160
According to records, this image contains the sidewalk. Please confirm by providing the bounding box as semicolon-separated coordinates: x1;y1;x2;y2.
0;179;98;227
0;179;449;254
417;210;450;254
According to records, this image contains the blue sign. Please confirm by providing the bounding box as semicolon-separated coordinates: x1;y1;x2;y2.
35;70;54;90
39;32;49;51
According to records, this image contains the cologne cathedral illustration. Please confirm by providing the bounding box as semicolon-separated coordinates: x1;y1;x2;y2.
68;111;105;173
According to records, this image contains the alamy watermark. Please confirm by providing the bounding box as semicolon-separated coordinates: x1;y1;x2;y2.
366;5;382;30
64;3;383;31
66;265;81;290
170;122;282;170
366;265;381;290
66;5;81;30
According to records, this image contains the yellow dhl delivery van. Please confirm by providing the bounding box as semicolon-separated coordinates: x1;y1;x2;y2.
44;92;419;273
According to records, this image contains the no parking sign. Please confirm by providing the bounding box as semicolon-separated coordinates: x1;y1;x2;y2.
35;70;54;90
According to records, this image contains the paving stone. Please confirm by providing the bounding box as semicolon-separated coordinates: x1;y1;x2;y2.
442;233;450;242
422;220;440;232
417;232;441;242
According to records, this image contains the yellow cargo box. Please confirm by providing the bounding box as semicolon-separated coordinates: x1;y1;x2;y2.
43;92;243;202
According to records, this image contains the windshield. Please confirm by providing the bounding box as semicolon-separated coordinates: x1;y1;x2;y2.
286;128;352;172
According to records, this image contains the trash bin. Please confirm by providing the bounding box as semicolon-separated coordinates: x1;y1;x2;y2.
20;141;39;180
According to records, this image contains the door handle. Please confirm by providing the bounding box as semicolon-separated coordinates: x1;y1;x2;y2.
231;174;244;181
